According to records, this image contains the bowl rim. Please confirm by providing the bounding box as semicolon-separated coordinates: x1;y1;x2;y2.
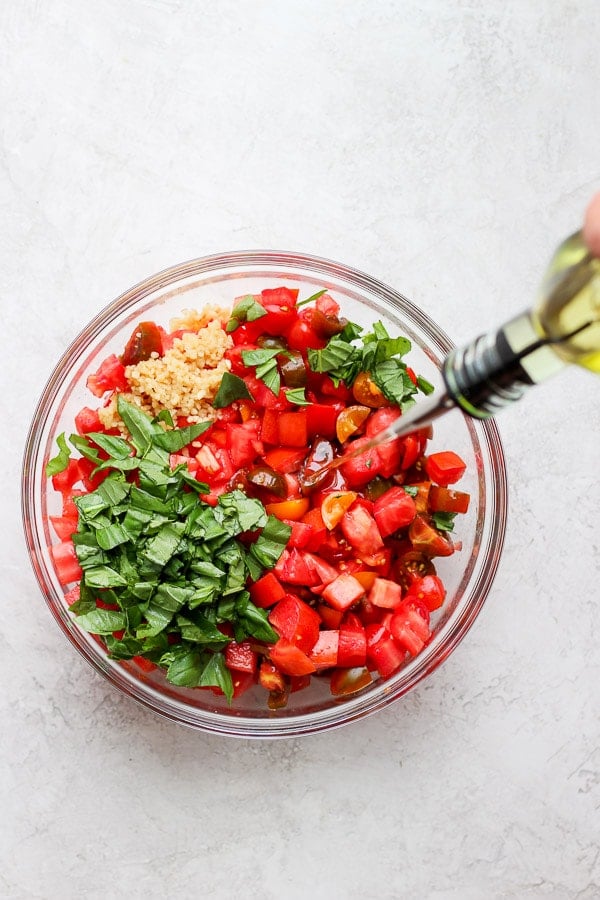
21;249;508;738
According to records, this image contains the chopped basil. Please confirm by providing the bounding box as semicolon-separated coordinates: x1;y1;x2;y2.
212;372;254;408
45;433;71;476
431;511;457;533
285;388;310;405
307;319;432;407
296;289;327;308
225;295;267;333
61;401;290;702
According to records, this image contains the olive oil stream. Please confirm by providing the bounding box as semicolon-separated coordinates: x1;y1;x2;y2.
310;230;600;483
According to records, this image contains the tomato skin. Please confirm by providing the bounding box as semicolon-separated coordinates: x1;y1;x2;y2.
265;498;310;521
330;666;373;696
269;595;321;654
404;574;446;612
132;655;158;673
122;321;163;366
428;485;470;514
408;515;455;557
226;421;263;468
287;316;327;352
373;487;417;537
259;660;286;693
261;286;299;307
425;451;467;486
389;604;431;656
249;572;286;609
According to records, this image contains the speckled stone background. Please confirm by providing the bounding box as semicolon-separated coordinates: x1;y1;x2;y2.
2;2;599;898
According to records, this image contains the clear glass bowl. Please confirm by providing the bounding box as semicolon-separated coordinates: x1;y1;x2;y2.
21;251;507;738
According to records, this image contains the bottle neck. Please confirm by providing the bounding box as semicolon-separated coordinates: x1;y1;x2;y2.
443;312;567;419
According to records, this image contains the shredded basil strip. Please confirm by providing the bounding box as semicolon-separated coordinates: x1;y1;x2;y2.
212;372;255;408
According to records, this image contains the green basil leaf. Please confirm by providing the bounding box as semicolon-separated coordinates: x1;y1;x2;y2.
296;289;327;308
117;396;157;454
225;295;267;332
197;652;233;702
45;433;71;476
431;511;457;533
75;608;127;634
417;375;435;395
212;372;255;408
285;388;310;406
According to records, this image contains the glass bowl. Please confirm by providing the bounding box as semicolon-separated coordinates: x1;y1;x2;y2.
22;251;507;738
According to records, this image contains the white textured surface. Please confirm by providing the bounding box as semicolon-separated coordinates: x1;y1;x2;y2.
2;2;600;898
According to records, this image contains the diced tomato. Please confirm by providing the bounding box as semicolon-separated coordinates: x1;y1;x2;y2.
269;638;316;676
284;519;314;549
406;482;431;514
264;448;306;474
274;548;320;587
226;422;263;468
365;407;402;437
303;552;339;586
337;614;367;668
409;515;455;557
74;407;103;435
353;569;377;592
308;630;339;669
373;486;417;537
86;354;128;397
50;540;83;585
300;507;327;551
225;345;256;376
365;624;405;678
62;488;85;519
315;292;340;316
341;435;383;487
321;573;365;611
428;485;470;514
77;456;111;491
390;605;431;656
259;660;286;693
319;375;352;403
231;670;256;699
265;498;309;521
369;577;403;609
122;321;163;366
49;515;79;541
425;451;467;486
224;640;258;674
341;504;384;556
404;574;446;612
260;286;299;307
261;408;279;445
375;438;404;478
306;403;339;439
132;655;158;673
400;434;421;470
287;316;327;352
249;572;286;609
317;604;344;629
51;458;82;494
268;594;321;653
290;674;312;693
277;410;308;448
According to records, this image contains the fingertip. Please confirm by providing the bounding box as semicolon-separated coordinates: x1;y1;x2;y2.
582;191;600;257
